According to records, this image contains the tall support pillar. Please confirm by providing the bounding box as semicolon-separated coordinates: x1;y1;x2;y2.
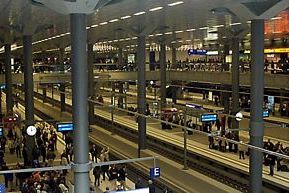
249;19;264;193
172;46;177;69
4;44;13;114
118;82;124;108
118;47;123;68
160;42;166;109
231;37;240;133
137;36;146;156
42;86;47;103
23;35;35;166
88;43;95;125
59;47;66;112
70;13;90;193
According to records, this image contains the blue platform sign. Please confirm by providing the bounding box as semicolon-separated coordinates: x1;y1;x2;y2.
0;184;5;193
57;122;74;132
200;114;218;122
150;167;160;178
188;49;207;56
263;110;269;118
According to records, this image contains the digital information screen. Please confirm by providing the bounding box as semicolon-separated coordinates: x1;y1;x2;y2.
112;188;149;193
56;123;73;132
200;114;218;122
263;110;269;118
0;127;3;136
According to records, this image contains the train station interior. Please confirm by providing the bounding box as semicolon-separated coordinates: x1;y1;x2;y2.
0;0;289;193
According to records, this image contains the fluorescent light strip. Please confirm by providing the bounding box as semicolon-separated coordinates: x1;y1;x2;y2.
168;1;184;6
121;15;131;19
91;24;99;28
155;33;163;36
99;22;108;25
109;19;119;23
165;32;173;35
149;34;154;37
149;6;163;12
271;16;282;20
175;30;183;33
186;28;195;32
199;27;209;30
213;24;224;28
133;11;146;16
230;22;241;26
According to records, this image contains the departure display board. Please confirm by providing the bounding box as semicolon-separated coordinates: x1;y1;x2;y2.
56;122;74;132
200;114;218;122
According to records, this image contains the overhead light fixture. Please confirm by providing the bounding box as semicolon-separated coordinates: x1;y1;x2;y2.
199;27;209;30
186;28;195;32
148;34;155;37
113;40;119;42
171;41;176;43
168;1;184;7
125;38;131;41
86;26;91;29
121;15;131;19
246;21;251;24
165;32;173;35
133;11;146;16
109;19;119;23
149;6;163;12
131;37;138;40
230;22;241;26
91;24;99;28
155;33;163;36
175;30;183;33
271;16;282;20
213;24;224;28
100;22;108;25
186;40;191;42
119;39;125;41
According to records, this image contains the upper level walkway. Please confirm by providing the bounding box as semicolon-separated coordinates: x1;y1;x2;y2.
0;71;288;89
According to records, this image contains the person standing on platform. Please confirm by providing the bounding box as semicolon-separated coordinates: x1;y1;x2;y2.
268;154;276;176
108;164;118;190
90;144;98;163
238;141;246;160
93;166;101;187
118;165;127;190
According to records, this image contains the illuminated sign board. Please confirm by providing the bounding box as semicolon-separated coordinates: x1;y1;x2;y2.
56;122;74;132
0;127;3;136
188;49;207;55
200;114;218;122
263;110;270;118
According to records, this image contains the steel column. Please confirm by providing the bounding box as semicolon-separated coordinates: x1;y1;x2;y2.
249;19;264;193
70;13;90;193
160;43;166;109
118;47;123;67
172;46;176;69
4;44;13;114
87;43;94;124
59;47;65;112
231;37;240;133
23;35;35;166
137;36;146;156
